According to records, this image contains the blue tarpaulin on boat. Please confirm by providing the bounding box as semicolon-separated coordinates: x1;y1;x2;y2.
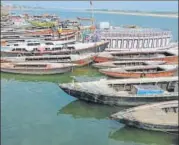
134;85;164;95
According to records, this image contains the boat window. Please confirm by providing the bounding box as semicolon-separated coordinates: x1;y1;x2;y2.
16;40;25;42
67;47;75;50
163;52;173;56
45;42;54;45
27;43;40;46
44;38;51;41
22;48;27;52
33;48;38;51
14;44;19;46
12;48;26;51
45;48;51;50
14;64;47;68
162;107;178;113
32;35;40;38
3;36;20;39
52;47;62;50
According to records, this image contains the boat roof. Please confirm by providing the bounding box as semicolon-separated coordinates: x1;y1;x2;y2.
133;85;163;90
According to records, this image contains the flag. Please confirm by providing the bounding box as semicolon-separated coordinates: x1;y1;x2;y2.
90;1;92;5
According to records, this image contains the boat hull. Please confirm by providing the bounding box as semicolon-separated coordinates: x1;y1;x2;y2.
1;42;109;57
1;67;72;75
116;118;178;132
1;55;94;66
99;70;176;78
73;57;94;66
94;56;178;64
59;86;178;106
94;56;113;63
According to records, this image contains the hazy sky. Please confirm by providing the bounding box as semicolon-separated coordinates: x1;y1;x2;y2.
2;1;178;11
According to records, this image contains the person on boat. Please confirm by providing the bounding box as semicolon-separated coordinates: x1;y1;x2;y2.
58;27;62;38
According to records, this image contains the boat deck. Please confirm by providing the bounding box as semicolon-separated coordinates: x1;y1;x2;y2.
63;77;178;97
100;64;178;72
73;81;117;95
130;108;178;125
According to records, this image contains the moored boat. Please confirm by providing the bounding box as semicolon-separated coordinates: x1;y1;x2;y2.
59;76;178;106
92;60;165;69
1;53;95;66
111;100;178;132
1;41;109;57
1;62;76;75
94;49;178;64
99;65;178;78
1;35;76;46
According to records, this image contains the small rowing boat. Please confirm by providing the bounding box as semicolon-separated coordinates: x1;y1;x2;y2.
92;60;165;69
111;100;178;132
1;62;76;75
99;65;178;78
1;53;95;66
94;49;178;64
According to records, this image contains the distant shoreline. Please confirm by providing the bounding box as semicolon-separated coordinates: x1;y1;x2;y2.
86;10;178;18
11;8;178;18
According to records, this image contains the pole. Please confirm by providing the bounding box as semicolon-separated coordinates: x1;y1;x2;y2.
90;1;94;26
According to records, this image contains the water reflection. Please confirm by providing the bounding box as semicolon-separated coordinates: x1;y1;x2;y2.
1;66;101;83
109;126;178;145
58;100;129;119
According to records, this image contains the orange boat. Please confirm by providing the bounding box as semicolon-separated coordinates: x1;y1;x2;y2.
99;65;178;78
1;40;7;47
94;50;178;64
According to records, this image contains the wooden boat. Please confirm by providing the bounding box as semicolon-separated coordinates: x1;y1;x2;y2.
1;31;76;41
1;28;77;46
1;41;109;57
59;76;178;106
92;60;166;69
1;34;76;46
111;100;178;132
1;62;76;75
1;53;95;66
94;49;178;64
99;65;178;78
5;39;76;47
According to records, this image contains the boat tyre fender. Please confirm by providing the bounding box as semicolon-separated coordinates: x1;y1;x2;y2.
17;53;22;57
140;73;146;78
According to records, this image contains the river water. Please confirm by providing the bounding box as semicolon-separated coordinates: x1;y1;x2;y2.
1;9;178;145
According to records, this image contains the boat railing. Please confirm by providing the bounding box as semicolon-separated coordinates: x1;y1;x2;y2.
101;33;172;37
100;31;172;38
